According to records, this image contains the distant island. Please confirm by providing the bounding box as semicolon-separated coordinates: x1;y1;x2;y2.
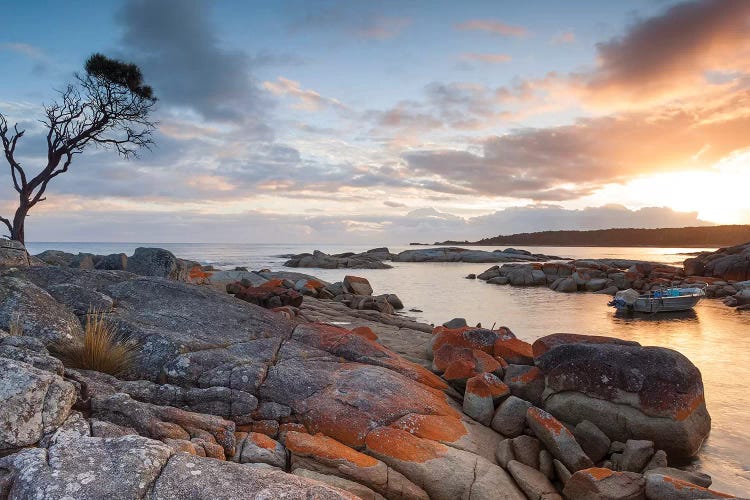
435;224;750;248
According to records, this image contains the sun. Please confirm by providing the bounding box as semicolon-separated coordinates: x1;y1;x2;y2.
577;149;750;225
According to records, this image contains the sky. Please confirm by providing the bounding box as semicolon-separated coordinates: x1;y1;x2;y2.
1;0;749;244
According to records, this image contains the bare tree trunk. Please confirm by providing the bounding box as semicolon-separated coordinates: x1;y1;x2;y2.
10;198;28;244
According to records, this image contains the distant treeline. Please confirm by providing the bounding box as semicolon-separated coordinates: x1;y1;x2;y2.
437;225;750;248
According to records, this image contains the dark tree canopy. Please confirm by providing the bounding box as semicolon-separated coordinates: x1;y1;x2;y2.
0;53;157;243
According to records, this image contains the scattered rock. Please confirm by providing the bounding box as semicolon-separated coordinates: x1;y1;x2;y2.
644;472;730;499
574;420;611;464
511;434;541;469
442;317;468;329
491;396;533;437
507;460;562;500
526;407;594;473
620;439;654;473
0;239;31;267
344;275;374;296
563;467;646;500
643;467;712;488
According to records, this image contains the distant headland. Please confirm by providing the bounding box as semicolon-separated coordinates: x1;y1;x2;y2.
433;224;750;248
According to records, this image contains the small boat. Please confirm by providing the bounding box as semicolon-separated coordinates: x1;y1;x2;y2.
608;285;706;313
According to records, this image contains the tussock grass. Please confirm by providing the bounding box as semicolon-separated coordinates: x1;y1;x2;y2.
54;310;137;376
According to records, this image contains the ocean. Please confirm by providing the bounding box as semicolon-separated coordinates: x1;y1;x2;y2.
24;242;750;495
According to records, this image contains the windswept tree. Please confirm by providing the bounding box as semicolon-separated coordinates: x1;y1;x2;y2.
0;53;157;244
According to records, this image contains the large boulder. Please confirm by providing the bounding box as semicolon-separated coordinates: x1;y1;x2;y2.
534;334;711;459
0;276;84;343
0;357;76;450
126;247;192;281
684;241;750;281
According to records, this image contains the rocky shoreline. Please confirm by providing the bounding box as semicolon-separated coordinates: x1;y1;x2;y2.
282;247;565;269
0;243;744;499
470;242;750;311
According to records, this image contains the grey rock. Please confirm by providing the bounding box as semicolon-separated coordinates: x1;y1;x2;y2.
642;449;668;471
0;239;31;267
442;317;467;329
644;467;712;488
95;253;128;270
488;276;510;285
563;468;646;500
511;434;541;469
492;395;533;437
34;249;76;267
552;459;571;484
152;451;354;499
504;364;544;405
0;276;84;344
478;266;501;280
0;357;76;449
235;432;286;468
496;438;516;468
507;460;562;500
620;439;654;472
539;449;554;479
395;247;548;263
46;283;114;315
343;275;373;296
126;247;188;281
527;407;594;472
293;469;385;500
574;420;611;463
0;435;173;499
610;441;626;454
645;472;729;499
0;334;64;375
551;277;578;293
385;294;404;310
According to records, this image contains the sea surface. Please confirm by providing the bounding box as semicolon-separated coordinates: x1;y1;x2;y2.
25;242;750;495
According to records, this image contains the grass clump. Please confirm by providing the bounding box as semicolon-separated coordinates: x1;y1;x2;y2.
55;311;137;376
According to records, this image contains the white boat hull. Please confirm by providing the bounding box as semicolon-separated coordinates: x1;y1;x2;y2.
630;294;703;313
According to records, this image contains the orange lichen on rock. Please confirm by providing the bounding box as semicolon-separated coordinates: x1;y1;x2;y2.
286;431;379;468
442;359;477;381
251;420;279;437
582;467;615;481
249;432;279;450
305;279;325;289
662;475;734;497
493;337;534;364
671;393;705;422
365;427;447;463
467;373;510;398
188;265;213;282
509;366;543;384
351;326;378;340
389;413;468;443
260;278;285;288
528;407;566;436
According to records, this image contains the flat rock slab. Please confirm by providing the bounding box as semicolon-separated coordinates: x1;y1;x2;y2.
563;468;646;500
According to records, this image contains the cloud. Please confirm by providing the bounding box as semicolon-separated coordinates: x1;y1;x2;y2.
455;19;528;37
552;31;575;44
263;77;348;112
290;4;410;40
117;0;271;128
459;53;512;64
0;42;45;59
572;0;750;106
404;89;750;200
20;202;710;245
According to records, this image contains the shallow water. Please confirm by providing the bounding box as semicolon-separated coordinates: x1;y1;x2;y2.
25;242;750;495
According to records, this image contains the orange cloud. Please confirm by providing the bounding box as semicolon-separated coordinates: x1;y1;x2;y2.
460;53;512;64
455;19;528;37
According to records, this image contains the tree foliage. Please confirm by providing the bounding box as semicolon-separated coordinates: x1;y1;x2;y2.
0;53;157;243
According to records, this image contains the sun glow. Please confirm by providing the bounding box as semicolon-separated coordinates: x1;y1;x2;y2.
576;150;750;225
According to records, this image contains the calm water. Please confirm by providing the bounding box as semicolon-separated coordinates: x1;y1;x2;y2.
25;242;750;495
